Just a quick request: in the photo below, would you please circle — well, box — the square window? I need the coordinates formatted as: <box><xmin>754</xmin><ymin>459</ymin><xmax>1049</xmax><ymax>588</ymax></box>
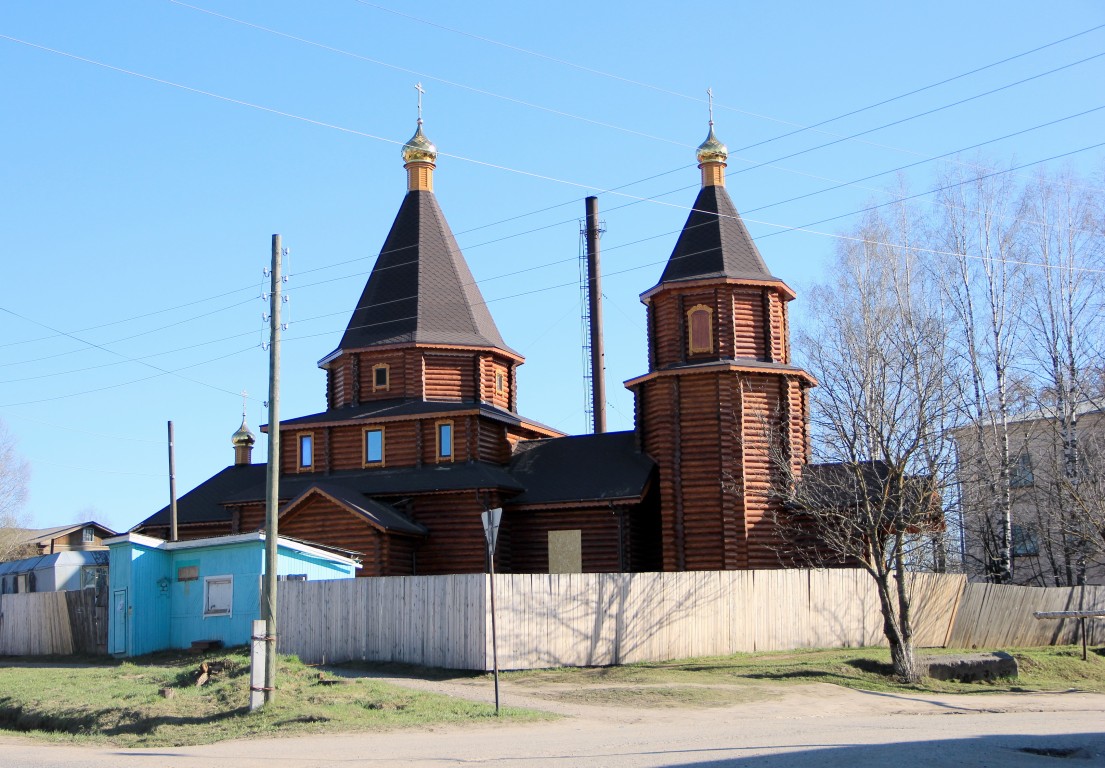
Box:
<box><xmin>364</xmin><ymin>428</ymin><xmax>384</xmax><ymax>465</ymax></box>
<box><xmin>204</xmin><ymin>575</ymin><xmax>233</xmax><ymax>617</ymax></box>
<box><xmin>437</xmin><ymin>422</ymin><xmax>453</xmax><ymax>461</ymax></box>
<box><xmin>298</xmin><ymin>434</ymin><xmax>313</xmax><ymax>469</ymax></box>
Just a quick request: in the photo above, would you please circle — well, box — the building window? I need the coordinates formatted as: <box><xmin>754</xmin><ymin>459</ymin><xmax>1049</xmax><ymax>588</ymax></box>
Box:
<box><xmin>687</xmin><ymin>304</ymin><xmax>714</xmax><ymax>354</ymax></box>
<box><xmin>1011</xmin><ymin>524</ymin><xmax>1039</xmax><ymax>557</ymax></box>
<box><xmin>494</xmin><ymin>370</ymin><xmax>505</xmax><ymax>394</ymax></box>
<box><xmin>298</xmin><ymin>433</ymin><xmax>314</xmax><ymax>471</ymax></box>
<box><xmin>203</xmin><ymin>575</ymin><xmax>233</xmax><ymax>617</ymax></box>
<box><xmin>82</xmin><ymin>526</ymin><xmax>95</xmax><ymax>544</ymax></box>
<box><xmin>372</xmin><ymin>363</ymin><xmax>390</xmax><ymax>392</ymax></box>
<box><xmin>364</xmin><ymin>427</ymin><xmax>384</xmax><ymax>466</ymax></box>
<box><xmin>436</xmin><ymin>421</ymin><xmax>454</xmax><ymax>462</ymax></box>
<box><xmin>1010</xmin><ymin>451</ymin><xmax>1033</xmax><ymax>488</ymax></box>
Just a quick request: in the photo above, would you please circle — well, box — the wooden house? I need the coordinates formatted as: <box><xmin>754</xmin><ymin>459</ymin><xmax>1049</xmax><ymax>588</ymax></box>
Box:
<box><xmin>105</xmin><ymin>532</ymin><xmax>357</xmax><ymax>657</ymax></box>
<box><xmin>132</xmin><ymin>118</ymin><xmax>814</xmax><ymax>575</ymax></box>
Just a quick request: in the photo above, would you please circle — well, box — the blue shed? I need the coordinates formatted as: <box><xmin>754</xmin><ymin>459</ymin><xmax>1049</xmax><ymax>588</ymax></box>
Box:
<box><xmin>104</xmin><ymin>532</ymin><xmax>358</xmax><ymax>657</ymax></box>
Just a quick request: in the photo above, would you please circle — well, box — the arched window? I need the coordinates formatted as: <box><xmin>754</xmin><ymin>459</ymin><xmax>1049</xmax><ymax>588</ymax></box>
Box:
<box><xmin>687</xmin><ymin>304</ymin><xmax>714</xmax><ymax>354</ymax></box>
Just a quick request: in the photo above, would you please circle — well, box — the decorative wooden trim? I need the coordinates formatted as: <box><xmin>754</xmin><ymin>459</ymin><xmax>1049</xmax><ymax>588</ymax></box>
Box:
<box><xmin>494</xmin><ymin>369</ymin><xmax>505</xmax><ymax>394</ymax></box>
<box><xmin>296</xmin><ymin>432</ymin><xmax>315</xmax><ymax>472</ymax></box>
<box><xmin>371</xmin><ymin>362</ymin><xmax>390</xmax><ymax>393</ymax></box>
<box><xmin>686</xmin><ymin>304</ymin><xmax>714</xmax><ymax>355</ymax></box>
<box><xmin>435</xmin><ymin>419</ymin><xmax>455</xmax><ymax>463</ymax></box>
<box><xmin>641</xmin><ymin>276</ymin><xmax>797</xmax><ymax>303</ymax></box>
<box><xmin>362</xmin><ymin>425</ymin><xmax>386</xmax><ymax>467</ymax></box>
<box><xmin>625</xmin><ymin>361</ymin><xmax>818</xmax><ymax>389</ymax></box>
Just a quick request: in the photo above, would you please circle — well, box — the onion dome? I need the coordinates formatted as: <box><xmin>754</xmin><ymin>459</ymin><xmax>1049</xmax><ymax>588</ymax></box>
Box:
<box><xmin>401</xmin><ymin>120</ymin><xmax>437</xmax><ymax>165</ymax></box>
<box><xmin>231</xmin><ymin>414</ymin><xmax>255</xmax><ymax>447</ymax></box>
<box><xmin>696</xmin><ymin>124</ymin><xmax>728</xmax><ymax>165</ymax></box>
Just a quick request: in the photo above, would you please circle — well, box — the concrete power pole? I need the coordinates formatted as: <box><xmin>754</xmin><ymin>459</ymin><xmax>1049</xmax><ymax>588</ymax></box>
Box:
<box><xmin>167</xmin><ymin>421</ymin><xmax>178</xmax><ymax>542</ymax></box>
<box><xmin>262</xmin><ymin>234</ymin><xmax>282</xmax><ymax>704</ymax></box>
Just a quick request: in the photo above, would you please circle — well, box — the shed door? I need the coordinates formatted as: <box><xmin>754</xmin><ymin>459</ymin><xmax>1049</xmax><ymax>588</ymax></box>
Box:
<box><xmin>111</xmin><ymin>589</ymin><xmax>127</xmax><ymax>655</ymax></box>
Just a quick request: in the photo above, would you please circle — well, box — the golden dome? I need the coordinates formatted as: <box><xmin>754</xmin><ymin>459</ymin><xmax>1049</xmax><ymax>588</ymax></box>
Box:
<box><xmin>231</xmin><ymin>415</ymin><xmax>255</xmax><ymax>447</ymax></box>
<box><xmin>696</xmin><ymin>124</ymin><xmax>728</xmax><ymax>165</ymax></box>
<box><xmin>401</xmin><ymin>120</ymin><xmax>437</xmax><ymax>165</ymax></box>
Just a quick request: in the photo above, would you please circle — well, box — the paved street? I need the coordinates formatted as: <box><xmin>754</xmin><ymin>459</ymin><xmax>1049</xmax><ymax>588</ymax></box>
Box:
<box><xmin>1</xmin><ymin>678</ymin><xmax>1103</xmax><ymax>767</ymax></box>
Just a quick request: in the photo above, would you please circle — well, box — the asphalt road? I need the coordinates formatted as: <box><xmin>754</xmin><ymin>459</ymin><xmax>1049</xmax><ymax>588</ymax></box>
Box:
<box><xmin>1</xmin><ymin>680</ymin><xmax>1102</xmax><ymax>767</ymax></box>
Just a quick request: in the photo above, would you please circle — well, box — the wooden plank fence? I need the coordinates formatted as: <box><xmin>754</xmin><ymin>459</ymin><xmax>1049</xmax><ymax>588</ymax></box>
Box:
<box><xmin>947</xmin><ymin>583</ymin><xmax>1105</xmax><ymax>648</ymax></box>
<box><xmin>278</xmin><ymin>569</ymin><xmax>975</xmax><ymax>670</ymax></box>
<box><xmin>0</xmin><ymin>590</ymin><xmax>107</xmax><ymax>656</ymax></box>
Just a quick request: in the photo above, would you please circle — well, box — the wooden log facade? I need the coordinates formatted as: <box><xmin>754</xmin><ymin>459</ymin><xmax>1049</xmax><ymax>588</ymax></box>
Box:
<box><xmin>135</xmin><ymin>121</ymin><xmax>820</xmax><ymax>580</ymax></box>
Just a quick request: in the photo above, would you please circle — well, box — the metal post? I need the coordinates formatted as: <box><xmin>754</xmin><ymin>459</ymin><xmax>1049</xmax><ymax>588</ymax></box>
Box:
<box><xmin>481</xmin><ymin>507</ymin><xmax>502</xmax><ymax>716</ymax></box>
<box><xmin>167</xmin><ymin>421</ymin><xmax>178</xmax><ymax>542</ymax></box>
<box><xmin>262</xmin><ymin>234</ymin><xmax>282</xmax><ymax>704</ymax></box>
<box><xmin>585</xmin><ymin>196</ymin><xmax>606</xmax><ymax>434</ymax></box>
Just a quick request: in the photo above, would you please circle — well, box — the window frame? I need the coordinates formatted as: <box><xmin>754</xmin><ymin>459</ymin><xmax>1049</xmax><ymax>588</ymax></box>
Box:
<box><xmin>363</xmin><ymin>426</ymin><xmax>385</xmax><ymax>467</ymax></box>
<box><xmin>203</xmin><ymin>575</ymin><xmax>234</xmax><ymax>618</ymax></box>
<box><xmin>297</xmin><ymin>432</ymin><xmax>315</xmax><ymax>471</ymax></box>
<box><xmin>686</xmin><ymin>304</ymin><xmax>714</xmax><ymax>354</ymax></box>
<box><xmin>494</xmin><ymin>369</ymin><xmax>505</xmax><ymax>394</ymax></box>
<box><xmin>82</xmin><ymin>526</ymin><xmax>95</xmax><ymax>544</ymax></box>
<box><xmin>1010</xmin><ymin>450</ymin><xmax>1034</xmax><ymax>488</ymax></box>
<box><xmin>436</xmin><ymin>420</ymin><xmax>454</xmax><ymax>462</ymax></box>
<box><xmin>372</xmin><ymin>363</ymin><xmax>390</xmax><ymax>392</ymax></box>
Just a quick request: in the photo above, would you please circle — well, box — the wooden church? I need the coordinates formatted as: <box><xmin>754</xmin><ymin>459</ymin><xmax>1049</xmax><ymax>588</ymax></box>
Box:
<box><xmin>133</xmin><ymin>116</ymin><xmax>815</xmax><ymax>576</ymax></box>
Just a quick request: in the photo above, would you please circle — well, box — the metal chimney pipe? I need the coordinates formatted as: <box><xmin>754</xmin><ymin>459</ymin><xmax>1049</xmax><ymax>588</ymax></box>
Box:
<box><xmin>585</xmin><ymin>196</ymin><xmax>607</xmax><ymax>434</ymax></box>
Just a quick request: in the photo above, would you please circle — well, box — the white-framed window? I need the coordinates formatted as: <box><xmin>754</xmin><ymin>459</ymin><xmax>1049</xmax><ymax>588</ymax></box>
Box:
<box><xmin>82</xmin><ymin>526</ymin><xmax>95</xmax><ymax>544</ymax></box>
<box><xmin>203</xmin><ymin>575</ymin><xmax>233</xmax><ymax>617</ymax></box>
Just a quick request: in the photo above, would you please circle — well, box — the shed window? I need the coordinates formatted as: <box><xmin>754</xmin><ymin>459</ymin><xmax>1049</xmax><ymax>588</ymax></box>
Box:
<box><xmin>204</xmin><ymin>575</ymin><xmax>233</xmax><ymax>617</ymax></box>
<box><xmin>364</xmin><ymin>427</ymin><xmax>384</xmax><ymax>465</ymax></box>
<box><xmin>687</xmin><ymin>304</ymin><xmax>713</xmax><ymax>354</ymax></box>
<box><xmin>373</xmin><ymin>363</ymin><xmax>390</xmax><ymax>392</ymax></box>
<box><xmin>82</xmin><ymin>526</ymin><xmax>95</xmax><ymax>543</ymax></box>
<box><xmin>298</xmin><ymin>433</ymin><xmax>314</xmax><ymax>470</ymax></box>
<box><xmin>437</xmin><ymin>421</ymin><xmax>453</xmax><ymax>461</ymax></box>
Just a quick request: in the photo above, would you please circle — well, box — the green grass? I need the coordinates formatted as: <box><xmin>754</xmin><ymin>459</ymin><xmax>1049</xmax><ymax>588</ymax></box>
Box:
<box><xmin>2</xmin><ymin>645</ymin><xmax>1102</xmax><ymax>746</ymax></box>
<box><xmin>505</xmin><ymin>645</ymin><xmax>1105</xmax><ymax>704</ymax></box>
<box><xmin>0</xmin><ymin>649</ymin><xmax>545</xmax><ymax>748</ymax></box>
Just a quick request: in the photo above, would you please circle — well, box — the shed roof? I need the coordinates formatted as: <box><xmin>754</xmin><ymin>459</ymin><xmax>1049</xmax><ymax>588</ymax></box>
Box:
<box><xmin>508</xmin><ymin>431</ymin><xmax>655</xmax><ymax>507</ymax></box>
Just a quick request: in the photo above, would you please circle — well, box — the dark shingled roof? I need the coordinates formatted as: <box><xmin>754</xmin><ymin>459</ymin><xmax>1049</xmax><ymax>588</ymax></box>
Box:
<box><xmin>135</xmin><ymin>464</ymin><xmax>267</xmax><ymax>529</ymax></box>
<box><xmin>334</xmin><ymin>190</ymin><xmax>516</xmax><ymax>355</ymax></box>
<box><xmin>284</xmin><ymin>483</ymin><xmax>427</xmax><ymax>536</ymax></box>
<box><xmin>659</xmin><ymin>185</ymin><xmax>777</xmax><ymax>284</ymax></box>
<box><xmin>222</xmin><ymin>462</ymin><xmax>525</xmax><ymax>506</ymax></box>
<box><xmin>508</xmin><ymin>431</ymin><xmax>655</xmax><ymax>506</ymax></box>
<box><xmin>276</xmin><ymin>399</ymin><xmax>556</xmax><ymax>433</ymax></box>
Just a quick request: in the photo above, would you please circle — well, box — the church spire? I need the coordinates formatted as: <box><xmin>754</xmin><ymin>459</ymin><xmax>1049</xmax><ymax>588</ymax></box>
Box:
<box><xmin>696</xmin><ymin>88</ymin><xmax>728</xmax><ymax>188</ymax></box>
<box><xmin>402</xmin><ymin>82</ymin><xmax>437</xmax><ymax>192</ymax></box>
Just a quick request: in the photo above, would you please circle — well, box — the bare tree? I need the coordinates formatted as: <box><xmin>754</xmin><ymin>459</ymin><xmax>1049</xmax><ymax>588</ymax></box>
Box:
<box><xmin>931</xmin><ymin>161</ymin><xmax>1025</xmax><ymax>582</ymax></box>
<box><xmin>0</xmin><ymin>419</ymin><xmax>33</xmax><ymax>562</ymax></box>
<box><xmin>1017</xmin><ymin>169</ymin><xmax>1105</xmax><ymax>585</ymax></box>
<box><xmin>777</xmin><ymin>209</ymin><xmax>955</xmax><ymax>683</ymax></box>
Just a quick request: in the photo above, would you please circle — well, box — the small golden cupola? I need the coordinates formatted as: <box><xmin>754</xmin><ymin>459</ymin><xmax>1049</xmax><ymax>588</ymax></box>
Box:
<box><xmin>231</xmin><ymin>412</ymin><xmax>256</xmax><ymax>466</ymax></box>
<box><xmin>402</xmin><ymin>83</ymin><xmax>437</xmax><ymax>192</ymax></box>
<box><xmin>697</xmin><ymin>88</ymin><xmax>728</xmax><ymax>188</ymax></box>
<box><xmin>696</xmin><ymin>125</ymin><xmax>727</xmax><ymax>188</ymax></box>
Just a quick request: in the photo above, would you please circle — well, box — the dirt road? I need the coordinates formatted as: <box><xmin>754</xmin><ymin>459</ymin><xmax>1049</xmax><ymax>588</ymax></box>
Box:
<box><xmin>1</xmin><ymin>675</ymin><xmax>1102</xmax><ymax>767</ymax></box>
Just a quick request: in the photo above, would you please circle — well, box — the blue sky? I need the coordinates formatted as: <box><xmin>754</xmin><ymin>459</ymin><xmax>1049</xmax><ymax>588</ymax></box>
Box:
<box><xmin>2</xmin><ymin>1</ymin><xmax>1103</xmax><ymax>532</ymax></box>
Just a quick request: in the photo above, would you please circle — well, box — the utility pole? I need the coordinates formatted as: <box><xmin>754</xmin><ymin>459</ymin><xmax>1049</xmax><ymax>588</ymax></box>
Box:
<box><xmin>167</xmin><ymin>421</ymin><xmax>178</xmax><ymax>542</ymax></box>
<box><xmin>584</xmin><ymin>196</ymin><xmax>606</xmax><ymax>434</ymax></box>
<box><xmin>262</xmin><ymin>234</ymin><xmax>282</xmax><ymax>705</ymax></box>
